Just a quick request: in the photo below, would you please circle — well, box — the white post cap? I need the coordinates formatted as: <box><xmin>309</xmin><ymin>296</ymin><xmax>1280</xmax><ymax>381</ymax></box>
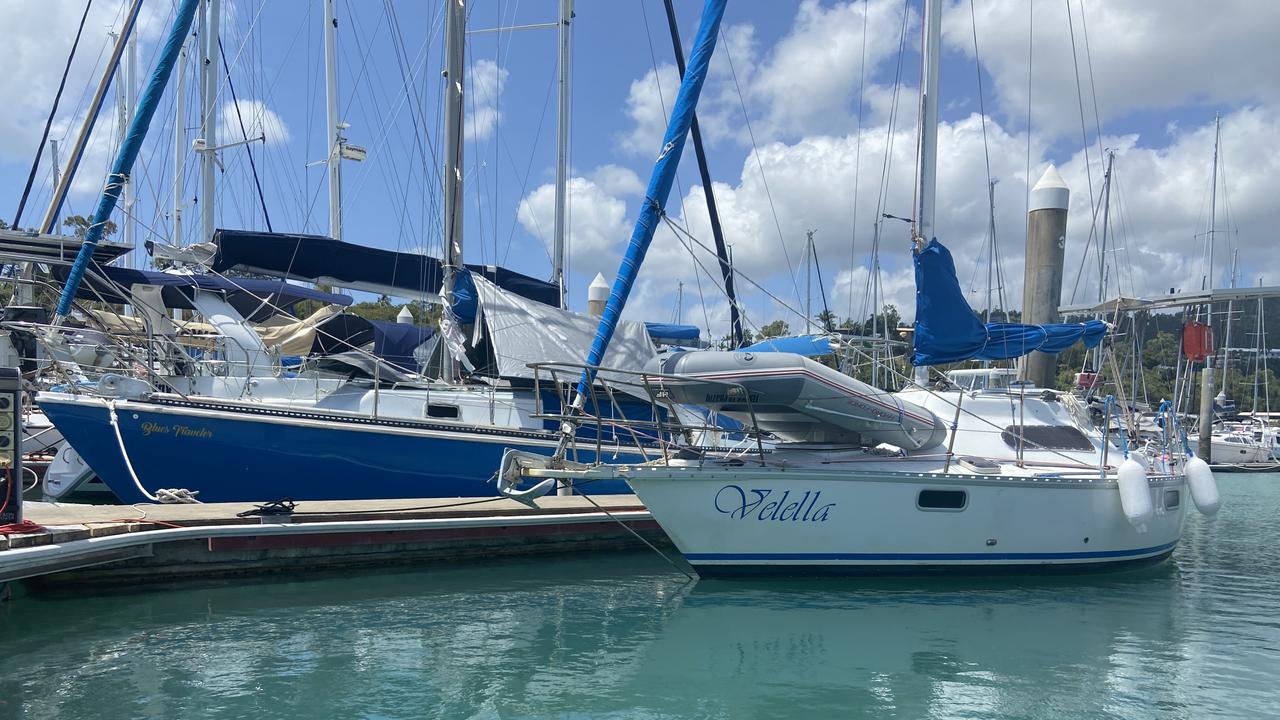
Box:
<box><xmin>1029</xmin><ymin>164</ymin><xmax>1070</xmax><ymax>212</ymax></box>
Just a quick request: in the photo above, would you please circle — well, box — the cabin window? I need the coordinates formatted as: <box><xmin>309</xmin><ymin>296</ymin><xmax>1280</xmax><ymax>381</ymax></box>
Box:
<box><xmin>1000</xmin><ymin>425</ymin><xmax>1095</xmax><ymax>452</ymax></box>
<box><xmin>426</xmin><ymin>404</ymin><xmax>460</xmax><ymax>419</ymax></box>
<box><xmin>1164</xmin><ymin>489</ymin><xmax>1180</xmax><ymax>510</ymax></box>
<box><xmin>917</xmin><ymin>489</ymin><xmax>967</xmax><ymax>511</ymax></box>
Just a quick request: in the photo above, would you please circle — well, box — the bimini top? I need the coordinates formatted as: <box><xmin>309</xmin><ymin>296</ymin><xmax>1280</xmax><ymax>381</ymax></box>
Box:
<box><xmin>913</xmin><ymin>238</ymin><xmax>1106</xmax><ymax>366</ymax></box>
<box><xmin>208</xmin><ymin>229</ymin><xmax>559</xmax><ymax>307</ymax></box>
<box><xmin>56</xmin><ymin>264</ymin><xmax>352</xmax><ymax>322</ymax></box>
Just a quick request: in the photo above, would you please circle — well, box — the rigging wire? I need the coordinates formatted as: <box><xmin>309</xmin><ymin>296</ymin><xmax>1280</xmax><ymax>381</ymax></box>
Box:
<box><xmin>845</xmin><ymin>0</ymin><xmax>870</xmax><ymax>323</ymax></box>
<box><xmin>861</xmin><ymin>0</ymin><xmax>912</xmax><ymax>328</ymax></box>
<box><xmin>1065</xmin><ymin>1</ymin><xmax>1096</xmax><ymax>224</ymax></box>
<box><xmin>12</xmin><ymin>0</ymin><xmax>94</xmax><ymax>229</ymax></box>
<box><xmin>962</xmin><ymin>0</ymin><xmax>1008</xmax><ymax>319</ymax></box>
<box><xmin>1077</xmin><ymin>1</ymin><xmax>1106</xmax><ymax>174</ymax></box>
<box><xmin>500</xmin><ymin>65</ymin><xmax>557</xmax><ymax>266</ymax></box>
<box><xmin>218</xmin><ymin>38</ymin><xmax>272</xmax><ymax>231</ymax></box>
<box><xmin>663</xmin><ymin>214</ymin><xmax>816</xmax><ymax>333</ymax></box>
<box><xmin>719</xmin><ymin>34</ymin><xmax>805</xmax><ymax>314</ymax></box>
<box><xmin>1023</xmin><ymin>0</ymin><xmax>1033</xmax><ymax>247</ymax></box>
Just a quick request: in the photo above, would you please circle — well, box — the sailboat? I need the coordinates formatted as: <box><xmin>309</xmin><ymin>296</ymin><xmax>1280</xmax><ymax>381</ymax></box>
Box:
<box><xmin>30</xmin><ymin>0</ymin><xmax>677</xmax><ymax>504</ymax></box>
<box><xmin>497</xmin><ymin>0</ymin><xmax>1221</xmax><ymax>575</ymax></box>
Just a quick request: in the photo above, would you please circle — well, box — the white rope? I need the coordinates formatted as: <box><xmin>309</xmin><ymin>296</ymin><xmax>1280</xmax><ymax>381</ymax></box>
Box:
<box><xmin>106</xmin><ymin>400</ymin><xmax>201</xmax><ymax>504</ymax></box>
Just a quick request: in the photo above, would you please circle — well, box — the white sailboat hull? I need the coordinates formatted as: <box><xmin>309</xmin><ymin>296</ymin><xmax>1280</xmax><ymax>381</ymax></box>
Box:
<box><xmin>624</xmin><ymin>465</ymin><xmax>1187</xmax><ymax>575</ymax></box>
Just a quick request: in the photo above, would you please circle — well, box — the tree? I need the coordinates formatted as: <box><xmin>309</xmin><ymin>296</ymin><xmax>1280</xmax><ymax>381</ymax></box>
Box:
<box><xmin>63</xmin><ymin>215</ymin><xmax>117</xmax><ymax>239</ymax></box>
<box><xmin>815</xmin><ymin>309</ymin><xmax>837</xmax><ymax>333</ymax></box>
<box><xmin>759</xmin><ymin>320</ymin><xmax>789</xmax><ymax>338</ymax></box>
<box><xmin>345</xmin><ymin>297</ymin><xmax>441</xmax><ymax>328</ymax></box>
<box><xmin>719</xmin><ymin>328</ymin><xmax>755</xmax><ymax>348</ymax></box>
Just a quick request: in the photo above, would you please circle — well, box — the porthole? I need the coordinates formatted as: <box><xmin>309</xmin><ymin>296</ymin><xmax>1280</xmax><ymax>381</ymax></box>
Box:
<box><xmin>1164</xmin><ymin>489</ymin><xmax>1180</xmax><ymax>510</ymax></box>
<box><xmin>918</xmin><ymin>489</ymin><xmax>967</xmax><ymax>511</ymax></box>
<box><xmin>426</xmin><ymin>404</ymin><xmax>460</xmax><ymax>419</ymax></box>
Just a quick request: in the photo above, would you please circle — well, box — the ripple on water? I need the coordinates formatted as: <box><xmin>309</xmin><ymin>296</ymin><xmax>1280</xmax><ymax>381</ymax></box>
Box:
<box><xmin>2</xmin><ymin>476</ymin><xmax>1279</xmax><ymax>719</ymax></box>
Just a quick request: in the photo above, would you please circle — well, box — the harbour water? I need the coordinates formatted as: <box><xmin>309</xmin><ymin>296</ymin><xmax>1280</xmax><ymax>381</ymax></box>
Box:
<box><xmin>2</xmin><ymin>476</ymin><xmax>1278</xmax><ymax>719</ymax></box>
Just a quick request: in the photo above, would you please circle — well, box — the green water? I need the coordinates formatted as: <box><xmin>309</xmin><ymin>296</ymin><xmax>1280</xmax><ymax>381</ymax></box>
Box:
<box><xmin>2</xmin><ymin>477</ymin><xmax>1278</xmax><ymax>719</ymax></box>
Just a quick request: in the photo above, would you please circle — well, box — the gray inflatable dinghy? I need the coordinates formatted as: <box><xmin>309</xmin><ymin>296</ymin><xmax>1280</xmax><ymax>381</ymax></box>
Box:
<box><xmin>651</xmin><ymin>351</ymin><xmax>946</xmax><ymax>450</ymax></box>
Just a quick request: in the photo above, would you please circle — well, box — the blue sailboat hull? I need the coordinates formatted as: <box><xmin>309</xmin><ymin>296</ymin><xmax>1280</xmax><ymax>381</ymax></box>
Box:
<box><xmin>38</xmin><ymin>394</ymin><xmax>638</xmax><ymax>504</ymax></box>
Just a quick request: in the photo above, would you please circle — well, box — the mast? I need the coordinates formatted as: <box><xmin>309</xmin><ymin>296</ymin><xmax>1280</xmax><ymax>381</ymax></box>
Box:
<box><xmin>806</xmin><ymin>231</ymin><xmax>814</xmax><ymax>333</ymax></box>
<box><xmin>40</xmin><ymin>0</ymin><xmax>144</xmax><ymax>235</ymax></box>
<box><xmin>49</xmin><ymin>141</ymin><xmax>62</xmax><ymax>232</ymax></box>
<box><xmin>984</xmin><ymin>179</ymin><xmax>997</xmax><ymax>321</ymax></box>
<box><xmin>1252</xmin><ymin>278</ymin><xmax>1265</xmax><ymax>414</ymax></box>
<box><xmin>661</xmin><ymin>0</ymin><xmax>743</xmax><ymax>348</ymax></box>
<box><xmin>199</xmin><ymin>0</ymin><xmax>221</xmax><ymax>245</ymax></box>
<box><xmin>1222</xmin><ymin>249</ymin><xmax>1238</xmax><ymax>398</ymax></box>
<box><xmin>1097</xmin><ymin>150</ymin><xmax>1114</xmax><ymax>302</ymax></box>
<box><xmin>440</xmin><ymin>0</ymin><xmax>466</xmax><ymax>382</ymax></box>
<box><xmin>54</xmin><ymin>0</ymin><xmax>204</xmax><ymax>321</ymax></box>
<box><xmin>173</xmin><ymin>36</ymin><xmax>190</xmax><ymax>247</ymax></box>
<box><xmin>324</xmin><ymin>0</ymin><xmax>343</xmax><ymax>243</ymax></box>
<box><xmin>122</xmin><ymin>31</ymin><xmax>139</xmax><ymax>267</ymax></box>
<box><xmin>911</xmin><ymin>0</ymin><xmax>942</xmax><ymax>385</ymax></box>
<box><xmin>1198</xmin><ymin>113</ymin><xmax>1222</xmax><ymax>459</ymax></box>
<box><xmin>913</xmin><ymin>0</ymin><xmax>942</xmax><ymax>246</ymax></box>
<box><xmin>551</xmin><ymin>0</ymin><xmax>573</xmax><ymax>308</ymax></box>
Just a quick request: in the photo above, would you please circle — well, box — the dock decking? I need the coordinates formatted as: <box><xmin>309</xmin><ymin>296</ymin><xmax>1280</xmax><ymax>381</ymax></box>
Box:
<box><xmin>1</xmin><ymin>495</ymin><xmax>664</xmax><ymax>592</ymax></box>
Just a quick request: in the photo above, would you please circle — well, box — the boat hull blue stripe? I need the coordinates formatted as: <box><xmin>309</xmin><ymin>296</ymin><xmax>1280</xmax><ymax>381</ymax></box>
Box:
<box><xmin>685</xmin><ymin>541</ymin><xmax>1178</xmax><ymax>563</ymax></box>
<box><xmin>690</xmin><ymin>549</ymin><xmax>1175</xmax><ymax>577</ymax></box>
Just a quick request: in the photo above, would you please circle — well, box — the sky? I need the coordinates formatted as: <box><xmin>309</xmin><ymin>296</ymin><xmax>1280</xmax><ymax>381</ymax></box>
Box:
<box><xmin>2</xmin><ymin>0</ymin><xmax>1278</xmax><ymax>341</ymax></box>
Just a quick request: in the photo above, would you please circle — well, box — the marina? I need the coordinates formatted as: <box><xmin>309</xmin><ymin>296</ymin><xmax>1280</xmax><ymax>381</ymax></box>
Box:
<box><xmin>1</xmin><ymin>474</ymin><xmax>1276</xmax><ymax>718</ymax></box>
<box><xmin>3</xmin><ymin>0</ymin><xmax>1280</xmax><ymax>716</ymax></box>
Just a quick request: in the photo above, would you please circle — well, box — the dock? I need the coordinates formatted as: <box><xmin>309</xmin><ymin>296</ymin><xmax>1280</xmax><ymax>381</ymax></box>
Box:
<box><xmin>0</xmin><ymin>495</ymin><xmax>663</xmax><ymax>594</ymax></box>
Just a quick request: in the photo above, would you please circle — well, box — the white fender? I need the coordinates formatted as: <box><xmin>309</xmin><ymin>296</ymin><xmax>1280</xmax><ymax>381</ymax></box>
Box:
<box><xmin>1185</xmin><ymin>455</ymin><xmax>1221</xmax><ymax>516</ymax></box>
<box><xmin>1116</xmin><ymin>457</ymin><xmax>1153</xmax><ymax>531</ymax></box>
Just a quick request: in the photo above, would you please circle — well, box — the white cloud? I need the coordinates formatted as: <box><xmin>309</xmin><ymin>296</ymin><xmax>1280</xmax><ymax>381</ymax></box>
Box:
<box><xmin>217</xmin><ymin>99</ymin><xmax>291</xmax><ymax>146</ymax></box>
<box><xmin>743</xmin><ymin>0</ymin><xmax>915</xmax><ymax>141</ymax></box>
<box><xmin>555</xmin><ymin>101</ymin><xmax>1280</xmax><ymax>339</ymax></box>
<box><xmin>617</xmin><ymin>0</ymin><xmax>915</xmax><ymax>154</ymax></box>
<box><xmin>618</xmin><ymin>64</ymin><xmax>681</xmax><ymax>156</ymax></box>
<box><xmin>0</xmin><ymin>0</ymin><xmax>170</xmax><ymax>163</ymax></box>
<box><xmin>516</xmin><ymin>172</ymin><xmax>632</xmax><ymax>273</ymax></box>
<box><xmin>590</xmin><ymin>165</ymin><xmax>644</xmax><ymax>197</ymax></box>
<box><xmin>943</xmin><ymin>0</ymin><xmax>1280</xmax><ymax>138</ymax></box>
<box><xmin>466</xmin><ymin>58</ymin><xmax>508</xmax><ymax>142</ymax></box>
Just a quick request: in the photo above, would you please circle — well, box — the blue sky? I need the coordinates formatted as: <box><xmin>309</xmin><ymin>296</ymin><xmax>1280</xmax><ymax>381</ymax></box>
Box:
<box><xmin>4</xmin><ymin>0</ymin><xmax>1279</xmax><ymax>337</ymax></box>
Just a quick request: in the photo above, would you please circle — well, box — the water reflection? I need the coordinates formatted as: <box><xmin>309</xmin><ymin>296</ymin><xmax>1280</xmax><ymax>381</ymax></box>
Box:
<box><xmin>2</xmin><ymin>476</ymin><xmax>1278</xmax><ymax>719</ymax></box>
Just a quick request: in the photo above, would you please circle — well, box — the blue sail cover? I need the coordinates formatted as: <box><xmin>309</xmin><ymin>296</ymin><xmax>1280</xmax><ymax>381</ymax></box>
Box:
<box><xmin>740</xmin><ymin>335</ymin><xmax>833</xmax><ymax>357</ymax></box>
<box><xmin>209</xmin><ymin>230</ymin><xmax>559</xmax><ymax>309</ymax></box>
<box><xmin>54</xmin><ymin>265</ymin><xmax>352</xmax><ymax>322</ymax></box>
<box><xmin>912</xmin><ymin>238</ymin><xmax>1107</xmax><ymax>365</ymax></box>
